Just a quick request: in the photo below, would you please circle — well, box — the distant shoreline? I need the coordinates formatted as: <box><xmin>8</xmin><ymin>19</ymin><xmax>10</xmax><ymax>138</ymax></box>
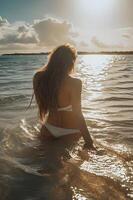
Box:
<box><xmin>1</xmin><ymin>51</ymin><xmax>133</xmax><ymax>56</ymax></box>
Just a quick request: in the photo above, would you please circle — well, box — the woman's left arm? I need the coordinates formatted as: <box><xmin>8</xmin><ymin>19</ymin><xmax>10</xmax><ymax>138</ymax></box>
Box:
<box><xmin>71</xmin><ymin>78</ymin><xmax>95</xmax><ymax>149</ymax></box>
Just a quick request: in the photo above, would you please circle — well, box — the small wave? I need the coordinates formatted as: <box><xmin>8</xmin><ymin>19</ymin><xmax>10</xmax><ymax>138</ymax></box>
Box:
<box><xmin>0</xmin><ymin>80</ymin><xmax>30</xmax><ymax>86</ymax></box>
<box><xmin>0</xmin><ymin>95</ymin><xmax>27</xmax><ymax>105</ymax></box>
<box><xmin>94</xmin><ymin>141</ymin><xmax>133</xmax><ymax>162</ymax></box>
<box><xmin>95</xmin><ymin>96</ymin><xmax>133</xmax><ymax>102</ymax></box>
<box><xmin>111</xmin><ymin>86</ymin><xmax>133</xmax><ymax>90</ymax></box>
<box><xmin>108</xmin><ymin>104</ymin><xmax>133</xmax><ymax>108</ymax></box>
<box><xmin>0</xmin><ymin>154</ymin><xmax>46</xmax><ymax>177</ymax></box>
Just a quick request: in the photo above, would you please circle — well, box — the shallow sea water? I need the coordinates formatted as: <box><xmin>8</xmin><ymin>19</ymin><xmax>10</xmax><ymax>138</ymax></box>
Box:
<box><xmin>0</xmin><ymin>54</ymin><xmax>133</xmax><ymax>200</ymax></box>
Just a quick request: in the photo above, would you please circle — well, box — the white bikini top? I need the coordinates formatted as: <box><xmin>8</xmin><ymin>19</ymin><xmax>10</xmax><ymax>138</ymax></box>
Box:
<box><xmin>57</xmin><ymin>105</ymin><xmax>72</xmax><ymax>112</ymax></box>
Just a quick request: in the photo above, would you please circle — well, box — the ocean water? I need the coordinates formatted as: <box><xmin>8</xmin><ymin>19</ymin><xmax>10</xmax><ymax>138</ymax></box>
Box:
<box><xmin>0</xmin><ymin>54</ymin><xmax>133</xmax><ymax>200</ymax></box>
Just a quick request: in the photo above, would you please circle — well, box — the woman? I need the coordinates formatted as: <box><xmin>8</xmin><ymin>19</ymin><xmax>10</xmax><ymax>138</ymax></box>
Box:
<box><xmin>33</xmin><ymin>44</ymin><xmax>95</xmax><ymax>149</ymax></box>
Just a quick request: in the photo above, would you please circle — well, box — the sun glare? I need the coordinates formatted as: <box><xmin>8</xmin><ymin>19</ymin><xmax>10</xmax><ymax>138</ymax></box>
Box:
<box><xmin>78</xmin><ymin>0</ymin><xmax>115</xmax><ymax>19</ymax></box>
<box><xmin>81</xmin><ymin>55</ymin><xmax>113</xmax><ymax>75</ymax></box>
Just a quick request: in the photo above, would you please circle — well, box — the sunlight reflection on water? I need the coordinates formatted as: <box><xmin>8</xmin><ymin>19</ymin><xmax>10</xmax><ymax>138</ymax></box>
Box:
<box><xmin>78</xmin><ymin>55</ymin><xmax>133</xmax><ymax>124</ymax></box>
<box><xmin>78</xmin><ymin>55</ymin><xmax>115</xmax><ymax>122</ymax></box>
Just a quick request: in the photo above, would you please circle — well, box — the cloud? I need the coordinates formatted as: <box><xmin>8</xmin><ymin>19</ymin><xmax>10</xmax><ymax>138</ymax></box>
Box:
<box><xmin>91</xmin><ymin>27</ymin><xmax>133</xmax><ymax>51</ymax></box>
<box><xmin>0</xmin><ymin>32</ymin><xmax>38</xmax><ymax>45</ymax></box>
<box><xmin>33</xmin><ymin>17</ymin><xmax>76</xmax><ymax>46</ymax></box>
<box><xmin>0</xmin><ymin>21</ymin><xmax>38</xmax><ymax>45</ymax></box>
<box><xmin>0</xmin><ymin>16</ymin><xmax>78</xmax><ymax>53</ymax></box>
<box><xmin>91</xmin><ymin>37</ymin><xmax>109</xmax><ymax>49</ymax></box>
<box><xmin>121</xmin><ymin>27</ymin><xmax>133</xmax><ymax>39</ymax></box>
<box><xmin>0</xmin><ymin>16</ymin><xmax>9</xmax><ymax>26</ymax></box>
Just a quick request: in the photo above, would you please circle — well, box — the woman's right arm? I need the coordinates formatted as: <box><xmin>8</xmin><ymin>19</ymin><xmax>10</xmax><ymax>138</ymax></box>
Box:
<box><xmin>71</xmin><ymin>78</ymin><xmax>95</xmax><ymax>149</ymax></box>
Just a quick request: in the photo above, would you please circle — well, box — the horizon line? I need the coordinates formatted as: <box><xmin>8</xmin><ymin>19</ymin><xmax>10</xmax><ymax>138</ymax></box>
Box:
<box><xmin>1</xmin><ymin>51</ymin><xmax>133</xmax><ymax>56</ymax></box>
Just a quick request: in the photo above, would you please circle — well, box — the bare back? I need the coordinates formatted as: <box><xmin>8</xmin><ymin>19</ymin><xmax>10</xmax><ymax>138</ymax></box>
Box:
<box><xmin>47</xmin><ymin>75</ymin><xmax>82</xmax><ymax>129</ymax></box>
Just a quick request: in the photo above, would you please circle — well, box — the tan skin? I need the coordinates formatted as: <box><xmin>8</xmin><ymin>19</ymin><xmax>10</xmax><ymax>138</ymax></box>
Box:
<box><xmin>33</xmin><ymin>72</ymin><xmax>95</xmax><ymax>150</ymax></box>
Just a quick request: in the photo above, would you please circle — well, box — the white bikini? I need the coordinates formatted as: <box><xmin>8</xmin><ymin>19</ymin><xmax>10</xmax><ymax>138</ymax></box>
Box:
<box><xmin>44</xmin><ymin>105</ymin><xmax>80</xmax><ymax>138</ymax></box>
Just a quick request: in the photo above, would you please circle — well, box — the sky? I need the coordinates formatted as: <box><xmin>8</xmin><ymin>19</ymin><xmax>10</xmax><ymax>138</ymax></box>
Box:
<box><xmin>0</xmin><ymin>0</ymin><xmax>133</xmax><ymax>53</ymax></box>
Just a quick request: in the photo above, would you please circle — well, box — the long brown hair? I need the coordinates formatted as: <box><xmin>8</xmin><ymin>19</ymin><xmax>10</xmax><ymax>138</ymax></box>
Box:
<box><xmin>33</xmin><ymin>44</ymin><xmax>77</xmax><ymax>121</ymax></box>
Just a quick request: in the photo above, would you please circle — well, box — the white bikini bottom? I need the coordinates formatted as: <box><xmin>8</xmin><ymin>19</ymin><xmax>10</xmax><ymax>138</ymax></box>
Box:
<box><xmin>44</xmin><ymin>122</ymin><xmax>80</xmax><ymax>138</ymax></box>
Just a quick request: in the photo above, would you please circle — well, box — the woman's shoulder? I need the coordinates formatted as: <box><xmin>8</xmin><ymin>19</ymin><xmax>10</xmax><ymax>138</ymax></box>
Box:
<box><xmin>67</xmin><ymin>76</ymin><xmax>82</xmax><ymax>89</ymax></box>
<box><xmin>33</xmin><ymin>69</ymin><xmax>45</xmax><ymax>83</ymax></box>
<box><xmin>33</xmin><ymin>70</ymin><xmax>43</xmax><ymax>80</ymax></box>
<box><xmin>68</xmin><ymin>76</ymin><xmax>82</xmax><ymax>84</ymax></box>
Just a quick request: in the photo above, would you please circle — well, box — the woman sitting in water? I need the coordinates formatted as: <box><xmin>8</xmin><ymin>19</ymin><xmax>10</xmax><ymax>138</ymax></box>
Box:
<box><xmin>33</xmin><ymin>44</ymin><xmax>95</xmax><ymax>149</ymax></box>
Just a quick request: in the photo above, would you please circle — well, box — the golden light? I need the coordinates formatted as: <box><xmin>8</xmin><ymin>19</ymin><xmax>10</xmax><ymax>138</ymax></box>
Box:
<box><xmin>78</xmin><ymin>0</ymin><xmax>115</xmax><ymax>19</ymax></box>
<box><xmin>81</xmin><ymin>55</ymin><xmax>113</xmax><ymax>75</ymax></box>
<box><xmin>79</xmin><ymin>55</ymin><xmax>115</xmax><ymax>120</ymax></box>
